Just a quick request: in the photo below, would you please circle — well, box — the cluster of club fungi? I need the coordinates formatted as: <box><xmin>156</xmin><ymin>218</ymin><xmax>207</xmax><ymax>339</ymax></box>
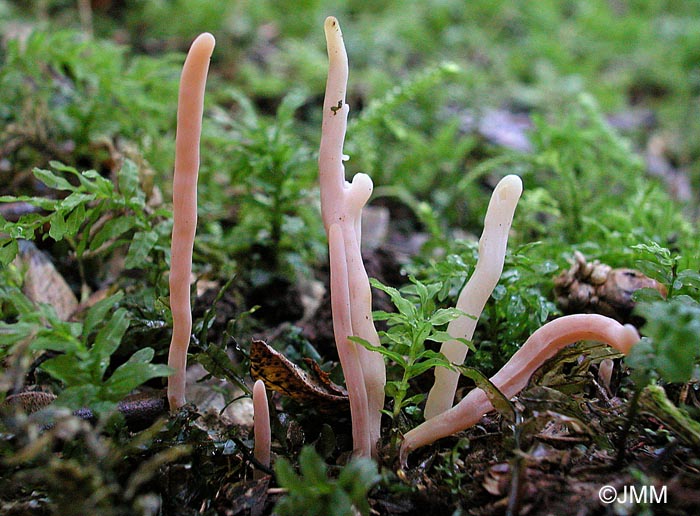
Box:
<box><xmin>165</xmin><ymin>18</ymin><xmax>647</xmax><ymax>478</ymax></box>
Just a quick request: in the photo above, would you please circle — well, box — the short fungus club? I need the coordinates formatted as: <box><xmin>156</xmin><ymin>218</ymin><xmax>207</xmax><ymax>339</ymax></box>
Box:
<box><xmin>253</xmin><ymin>379</ymin><xmax>271</xmax><ymax>479</ymax></box>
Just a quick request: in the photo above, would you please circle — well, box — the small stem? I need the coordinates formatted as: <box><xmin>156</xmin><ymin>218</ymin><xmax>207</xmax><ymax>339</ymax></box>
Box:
<box><xmin>77</xmin><ymin>0</ymin><xmax>93</xmax><ymax>38</ymax></box>
<box><xmin>506</xmin><ymin>455</ymin><xmax>524</xmax><ymax>516</ymax></box>
<box><xmin>392</xmin><ymin>375</ymin><xmax>409</xmax><ymax>420</ymax></box>
<box><xmin>615</xmin><ymin>386</ymin><xmax>642</xmax><ymax>468</ymax></box>
<box><xmin>506</xmin><ymin>411</ymin><xmax>525</xmax><ymax>516</ymax></box>
<box><xmin>667</xmin><ymin>260</ymin><xmax>678</xmax><ymax>298</ymax></box>
<box><xmin>393</xmin><ymin>331</ymin><xmax>422</xmax><ymax>420</ymax></box>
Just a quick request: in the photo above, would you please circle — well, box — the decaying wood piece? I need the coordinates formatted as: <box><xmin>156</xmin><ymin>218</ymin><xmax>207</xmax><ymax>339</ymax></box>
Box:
<box><xmin>1</xmin><ymin>389</ymin><xmax>167</xmax><ymax>429</ymax></box>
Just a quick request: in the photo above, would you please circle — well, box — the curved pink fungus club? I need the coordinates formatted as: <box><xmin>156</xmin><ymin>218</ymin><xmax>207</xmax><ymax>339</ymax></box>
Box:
<box><xmin>400</xmin><ymin>314</ymin><xmax>641</xmax><ymax>464</ymax></box>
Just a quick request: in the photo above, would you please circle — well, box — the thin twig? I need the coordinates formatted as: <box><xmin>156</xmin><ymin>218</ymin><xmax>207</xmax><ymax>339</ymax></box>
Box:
<box><xmin>77</xmin><ymin>0</ymin><xmax>94</xmax><ymax>38</ymax></box>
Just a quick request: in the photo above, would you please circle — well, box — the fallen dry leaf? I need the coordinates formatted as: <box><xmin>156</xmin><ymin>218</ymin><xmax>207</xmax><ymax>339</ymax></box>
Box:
<box><xmin>16</xmin><ymin>240</ymin><xmax>78</xmax><ymax>320</ymax></box>
<box><xmin>249</xmin><ymin>340</ymin><xmax>349</xmax><ymax>414</ymax></box>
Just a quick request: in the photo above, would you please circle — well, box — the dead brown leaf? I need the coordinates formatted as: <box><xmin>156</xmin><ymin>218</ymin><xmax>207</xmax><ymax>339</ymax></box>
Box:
<box><xmin>249</xmin><ymin>340</ymin><xmax>349</xmax><ymax>414</ymax></box>
<box><xmin>15</xmin><ymin>241</ymin><xmax>78</xmax><ymax>321</ymax></box>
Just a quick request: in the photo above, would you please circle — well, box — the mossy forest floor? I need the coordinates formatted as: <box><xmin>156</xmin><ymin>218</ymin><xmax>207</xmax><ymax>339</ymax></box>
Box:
<box><xmin>1</xmin><ymin>2</ymin><xmax>700</xmax><ymax>515</ymax></box>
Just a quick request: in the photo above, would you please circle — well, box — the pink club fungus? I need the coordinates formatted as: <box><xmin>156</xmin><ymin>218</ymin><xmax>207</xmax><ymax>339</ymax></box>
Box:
<box><xmin>400</xmin><ymin>314</ymin><xmax>641</xmax><ymax>464</ymax></box>
<box><xmin>167</xmin><ymin>32</ymin><xmax>215</xmax><ymax>411</ymax></box>
<box><xmin>253</xmin><ymin>379</ymin><xmax>271</xmax><ymax>479</ymax></box>
<box><xmin>319</xmin><ymin>16</ymin><xmax>385</xmax><ymax>458</ymax></box>
<box><xmin>425</xmin><ymin>174</ymin><xmax>523</xmax><ymax>420</ymax></box>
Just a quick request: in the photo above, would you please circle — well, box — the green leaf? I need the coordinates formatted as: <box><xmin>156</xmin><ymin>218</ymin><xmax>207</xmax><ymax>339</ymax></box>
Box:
<box><xmin>337</xmin><ymin>456</ymin><xmax>380</xmax><ymax>515</ymax></box>
<box><xmin>89</xmin><ymin>216</ymin><xmax>137</xmax><ymax>251</ymax></box>
<box><xmin>127</xmin><ymin>347</ymin><xmax>155</xmax><ymax>364</ymax></box>
<box><xmin>83</xmin><ymin>292</ymin><xmax>124</xmax><ymax>338</ymax></box>
<box><xmin>370</xmin><ymin>310</ymin><xmax>400</xmax><ymax>323</ymax></box>
<box><xmin>124</xmin><ymin>230</ymin><xmax>158</xmax><ymax>269</ymax></box>
<box><xmin>103</xmin><ymin>362</ymin><xmax>171</xmax><ymax>400</ymax></box>
<box><xmin>369</xmin><ymin>278</ymin><xmax>417</xmax><ymax>319</ymax></box>
<box><xmin>118</xmin><ymin>159</ymin><xmax>140</xmax><ymax>198</ymax></box>
<box><xmin>48</xmin><ymin>161</ymin><xmax>81</xmax><ymax>176</ymax></box>
<box><xmin>274</xmin><ymin>456</ymin><xmax>304</xmax><ymax>493</ymax></box>
<box><xmin>0</xmin><ymin>286</ymin><xmax>35</xmax><ymax>315</ymax></box>
<box><xmin>384</xmin><ymin>381</ymin><xmax>403</xmax><ymax>398</ymax></box>
<box><xmin>191</xmin><ymin>345</ymin><xmax>248</xmax><ymax>390</ymax></box>
<box><xmin>349</xmin><ymin>336</ymin><xmax>405</xmax><ymax>368</ymax></box>
<box><xmin>0</xmin><ymin>322</ymin><xmax>37</xmax><ymax>347</ymax></box>
<box><xmin>64</xmin><ymin>203</ymin><xmax>86</xmax><ymax>236</ymax></box>
<box><xmin>92</xmin><ymin>308</ymin><xmax>130</xmax><ymax>377</ymax></box>
<box><xmin>406</xmin><ymin>352</ymin><xmax>452</xmax><ymax>376</ymax></box>
<box><xmin>31</xmin><ymin>332</ymin><xmax>83</xmax><ymax>354</ymax></box>
<box><xmin>428</xmin><ymin>307</ymin><xmax>470</xmax><ymax>326</ymax></box>
<box><xmin>414</xmin><ymin>322</ymin><xmax>432</xmax><ymax>347</ymax></box>
<box><xmin>629</xmin><ymin>299</ymin><xmax>700</xmax><ymax>383</ymax></box>
<box><xmin>298</xmin><ymin>445</ymin><xmax>329</xmax><ymax>486</ymax></box>
<box><xmin>54</xmin><ymin>384</ymin><xmax>103</xmax><ymax>411</ymax></box>
<box><xmin>677</xmin><ymin>269</ymin><xmax>700</xmax><ymax>290</ymax></box>
<box><xmin>33</xmin><ymin>167</ymin><xmax>76</xmax><ymax>192</ymax></box>
<box><xmin>78</xmin><ymin>170</ymin><xmax>113</xmax><ymax>196</ymax></box>
<box><xmin>0</xmin><ymin>195</ymin><xmax>57</xmax><ymax>210</ymax></box>
<box><xmin>60</xmin><ymin>192</ymin><xmax>95</xmax><ymax>210</ymax></box>
<box><xmin>403</xmin><ymin>393</ymin><xmax>427</xmax><ymax>407</ymax></box>
<box><xmin>0</xmin><ymin>238</ymin><xmax>19</xmax><ymax>266</ymax></box>
<box><xmin>428</xmin><ymin>332</ymin><xmax>476</xmax><ymax>353</ymax></box>
<box><xmin>40</xmin><ymin>353</ymin><xmax>91</xmax><ymax>386</ymax></box>
<box><xmin>48</xmin><ymin>211</ymin><xmax>68</xmax><ymax>241</ymax></box>
<box><xmin>276</xmin><ymin>90</ymin><xmax>306</xmax><ymax>124</ymax></box>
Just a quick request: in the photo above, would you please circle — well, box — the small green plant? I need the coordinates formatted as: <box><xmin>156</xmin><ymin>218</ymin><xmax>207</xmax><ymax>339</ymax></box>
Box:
<box><xmin>0</xmin><ymin>289</ymin><xmax>170</xmax><ymax>413</ymax></box>
<box><xmin>529</xmin><ymin>94</ymin><xmax>645</xmax><ymax>235</ymax></box>
<box><xmin>625</xmin><ymin>240</ymin><xmax>700</xmax><ymax>384</ymax></box>
<box><xmin>0</xmin><ymin>29</ymin><xmax>179</xmax><ymax>173</ymax></box>
<box><xmin>626</xmin><ymin>298</ymin><xmax>700</xmax><ymax>385</ymax></box>
<box><xmin>0</xmin><ymin>160</ymin><xmax>170</xmax><ymax>280</ymax></box>
<box><xmin>476</xmin><ymin>245</ymin><xmax>559</xmax><ymax>371</ymax></box>
<box><xmin>346</xmin><ymin>61</ymin><xmax>462</xmax><ymax>186</ymax></box>
<box><xmin>202</xmin><ymin>90</ymin><xmax>324</xmax><ymax>277</ymax></box>
<box><xmin>409</xmin><ymin>241</ymin><xmax>558</xmax><ymax>373</ymax></box>
<box><xmin>274</xmin><ymin>446</ymin><xmax>380</xmax><ymax>516</ymax></box>
<box><xmin>353</xmin><ymin>277</ymin><xmax>465</xmax><ymax>424</ymax></box>
<box><xmin>633</xmin><ymin>241</ymin><xmax>700</xmax><ymax>300</ymax></box>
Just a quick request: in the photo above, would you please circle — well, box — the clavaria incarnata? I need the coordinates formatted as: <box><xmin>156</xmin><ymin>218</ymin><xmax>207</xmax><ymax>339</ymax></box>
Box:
<box><xmin>400</xmin><ymin>315</ymin><xmax>640</xmax><ymax>463</ymax></box>
<box><xmin>167</xmin><ymin>33</ymin><xmax>215</xmax><ymax>411</ymax></box>
<box><xmin>317</xmin><ymin>17</ymin><xmax>643</xmax><ymax>465</ymax></box>
<box><xmin>253</xmin><ymin>379</ymin><xmax>271</xmax><ymax>479</ymax></box>
<box><xmin>320</xmin><ymin>17</ymin><xmax>385</xmax><ymax>459</ymax></box>
<box><xmin>424</xmin><ymin>174</ymin><xmax>522</xmax><ymax>420</ymax></box>
<box><xmin>165</xmin><ymin>21</ymin><xmax>644</xmax><ymax>470</ymax></box>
